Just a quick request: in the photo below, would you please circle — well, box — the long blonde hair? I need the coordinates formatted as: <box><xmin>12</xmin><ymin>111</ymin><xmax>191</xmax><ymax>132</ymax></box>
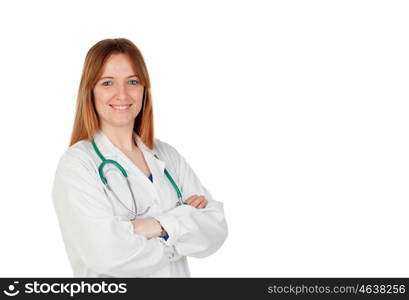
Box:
<box><xmin>69</xmin><ymin>38</ymin><xmax>155</xmax><ymax>149</ymax></box>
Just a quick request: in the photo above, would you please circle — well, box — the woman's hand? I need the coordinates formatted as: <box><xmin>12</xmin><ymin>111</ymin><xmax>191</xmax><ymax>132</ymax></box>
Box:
<box><xmin>184</xmin><ymin>194</ymin><xmax>208</xmax><ymax>209</ymax></box>
<box><xmin>131</xmin><ymin>217</ymin><xmax>162</xmax><ymax>239</ymax></box>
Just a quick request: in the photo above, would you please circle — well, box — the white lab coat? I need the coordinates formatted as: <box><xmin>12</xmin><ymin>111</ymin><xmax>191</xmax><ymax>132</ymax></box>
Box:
<box><xmin>52</xmin><ymin>129</ymin><xmax>228</xmax><ymax>277</ymax></box>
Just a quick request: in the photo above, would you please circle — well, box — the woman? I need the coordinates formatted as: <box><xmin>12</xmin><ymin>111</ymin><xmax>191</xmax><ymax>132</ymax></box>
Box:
<box><xmin>52</xmin><ymin>38</ymin><xmax>228</xmax><ymax>277</ymax></box>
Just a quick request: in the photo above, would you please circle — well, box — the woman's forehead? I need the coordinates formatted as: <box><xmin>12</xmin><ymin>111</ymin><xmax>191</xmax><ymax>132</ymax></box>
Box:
<box><xmin>100</xmin><ymin>53</ymin><xmax>138</xmax><ymax>76</ymax></box>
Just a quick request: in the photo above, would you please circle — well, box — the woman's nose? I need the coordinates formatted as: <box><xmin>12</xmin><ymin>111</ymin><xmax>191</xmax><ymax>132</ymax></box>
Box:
<box><xmin>115</xmin><ymin>83</ymin><xmax>129</xmax><ymax>99</ymax></box>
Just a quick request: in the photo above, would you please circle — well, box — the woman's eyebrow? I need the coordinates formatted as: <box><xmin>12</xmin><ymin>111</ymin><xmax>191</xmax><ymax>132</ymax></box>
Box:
<box><xmin>99</xmin><ymin>74</ymin><xmax>139</xmax><ymax>80</ymax></box>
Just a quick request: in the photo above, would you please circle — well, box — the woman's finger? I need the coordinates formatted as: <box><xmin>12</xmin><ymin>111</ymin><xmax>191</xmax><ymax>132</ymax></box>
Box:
<box><xmin>197</xmin><ymin>198</ymin><xmax>208</xmax><ymax>209</ymax></box>
<box><xmin>189</xmin><ymin>198</ymin><xmax>202</xmax><ymax>208</ymax></box>
<box><xmin>191</xmin><ymin>196</ymin><xmax>207</xmax><ymax>208</ymax></box>
<box><xmin>184</xmin><ymin>195</ymin><xmax>198</xmax><ymax>205</ymax></box>
<box><xmin>184</xmin><ymin>195</ymin><xmax>207</xmax><ymax>208</ymax></box>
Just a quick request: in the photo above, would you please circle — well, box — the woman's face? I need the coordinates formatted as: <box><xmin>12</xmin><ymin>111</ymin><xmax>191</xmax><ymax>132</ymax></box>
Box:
<box><xmin>93</xmin><ymin>53</ymin><xmax>144</xmax><ymax>130</ymax></box>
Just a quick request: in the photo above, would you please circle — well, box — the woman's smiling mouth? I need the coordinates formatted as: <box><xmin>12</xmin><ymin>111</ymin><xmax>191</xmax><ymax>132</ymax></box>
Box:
<box><xmin>110</xmin><ymin>104</ymin><xmax>132</xmax><ymax>111</ymax></box>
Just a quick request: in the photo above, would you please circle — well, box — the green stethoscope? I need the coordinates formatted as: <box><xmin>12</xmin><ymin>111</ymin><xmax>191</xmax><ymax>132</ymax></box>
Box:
<box><xmin>92</xmin><ymin>139</ymin><xmax>184</xmax><ymax>220</ymax></box>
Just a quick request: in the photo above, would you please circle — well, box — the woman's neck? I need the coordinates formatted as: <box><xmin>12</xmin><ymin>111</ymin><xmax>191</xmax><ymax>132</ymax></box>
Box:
<box><xmin>100</xmin><ymin>124</ymin><xmax>137</xmax><ymax>153</ymax></box>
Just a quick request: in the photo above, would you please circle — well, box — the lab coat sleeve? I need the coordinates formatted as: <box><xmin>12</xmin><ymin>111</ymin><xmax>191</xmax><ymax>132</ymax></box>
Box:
<box><xmin>52</xmin><ymin>150</ymin><xmax>175</xmax><ymax>277</ymax></box>
<box><xmin>152</xmin><ymin>141</ymin><xmax>228</xmax><ymax>258</ymax></box>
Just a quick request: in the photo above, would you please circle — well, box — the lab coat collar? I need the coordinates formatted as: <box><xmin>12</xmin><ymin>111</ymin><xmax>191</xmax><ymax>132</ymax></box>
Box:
<box><xmin>92</xmin><ymin>129</ymin><xmax>166</xmax><ymax>172</ymax></box>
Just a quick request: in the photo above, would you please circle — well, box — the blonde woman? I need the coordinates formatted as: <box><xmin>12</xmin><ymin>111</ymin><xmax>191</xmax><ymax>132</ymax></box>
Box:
<box><xmin>52</xmin><ymin>38</ymin><xmax>228</xmax><ymax>277</ymax></box>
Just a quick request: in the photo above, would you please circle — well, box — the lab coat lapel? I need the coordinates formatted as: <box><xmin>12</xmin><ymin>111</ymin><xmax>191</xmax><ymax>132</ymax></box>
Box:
<box><xmin>133</xmin><ymin>133</ymin><xmax>166</xmax><ymax>174</ymax></box>
<box><xmin>93</xmin><ymin>130</ymin><xmax>167</xmax><ymax>199</ymax></box>
<box><xmin>93</xmin><ymin>130</ymin><xmax>121</xmax><ymax>161</ymax></box>
<box><xmin>134</xmin><ymin>135</ymin><xmax>179</xmax><ymax>212</ymax></box>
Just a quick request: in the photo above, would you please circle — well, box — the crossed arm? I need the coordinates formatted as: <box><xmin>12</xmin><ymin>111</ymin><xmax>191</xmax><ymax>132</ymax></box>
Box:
<box><xmin>131</xmin><ymin>194</ymin><xmax>208</xmax><ymax>239</ymax></box>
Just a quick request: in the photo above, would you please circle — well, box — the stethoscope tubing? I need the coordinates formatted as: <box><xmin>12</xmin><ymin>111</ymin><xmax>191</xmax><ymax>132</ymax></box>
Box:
<box><xmin>92</xmin><ymin>139</ymin><xmax>183</xmax><ymax>219</ymax></box>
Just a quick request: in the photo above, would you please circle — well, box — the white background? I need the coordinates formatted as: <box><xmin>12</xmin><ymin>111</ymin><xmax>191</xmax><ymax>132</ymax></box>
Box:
<box><xmin>0</xmin><ymin>0</ymin><xmax>408</xmax><ymax>277</ymax></box>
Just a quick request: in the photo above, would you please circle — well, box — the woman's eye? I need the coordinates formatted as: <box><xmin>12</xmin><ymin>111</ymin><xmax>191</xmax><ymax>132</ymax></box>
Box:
<box><xmin>129</xmin><ymin>79</ymin><xmax>139</xmax><ymax>85</ymax></box>
<box><xmin>102</xmin><ymin>81</ymin><xmax>112</xmax><ymax>86</ymax></box>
